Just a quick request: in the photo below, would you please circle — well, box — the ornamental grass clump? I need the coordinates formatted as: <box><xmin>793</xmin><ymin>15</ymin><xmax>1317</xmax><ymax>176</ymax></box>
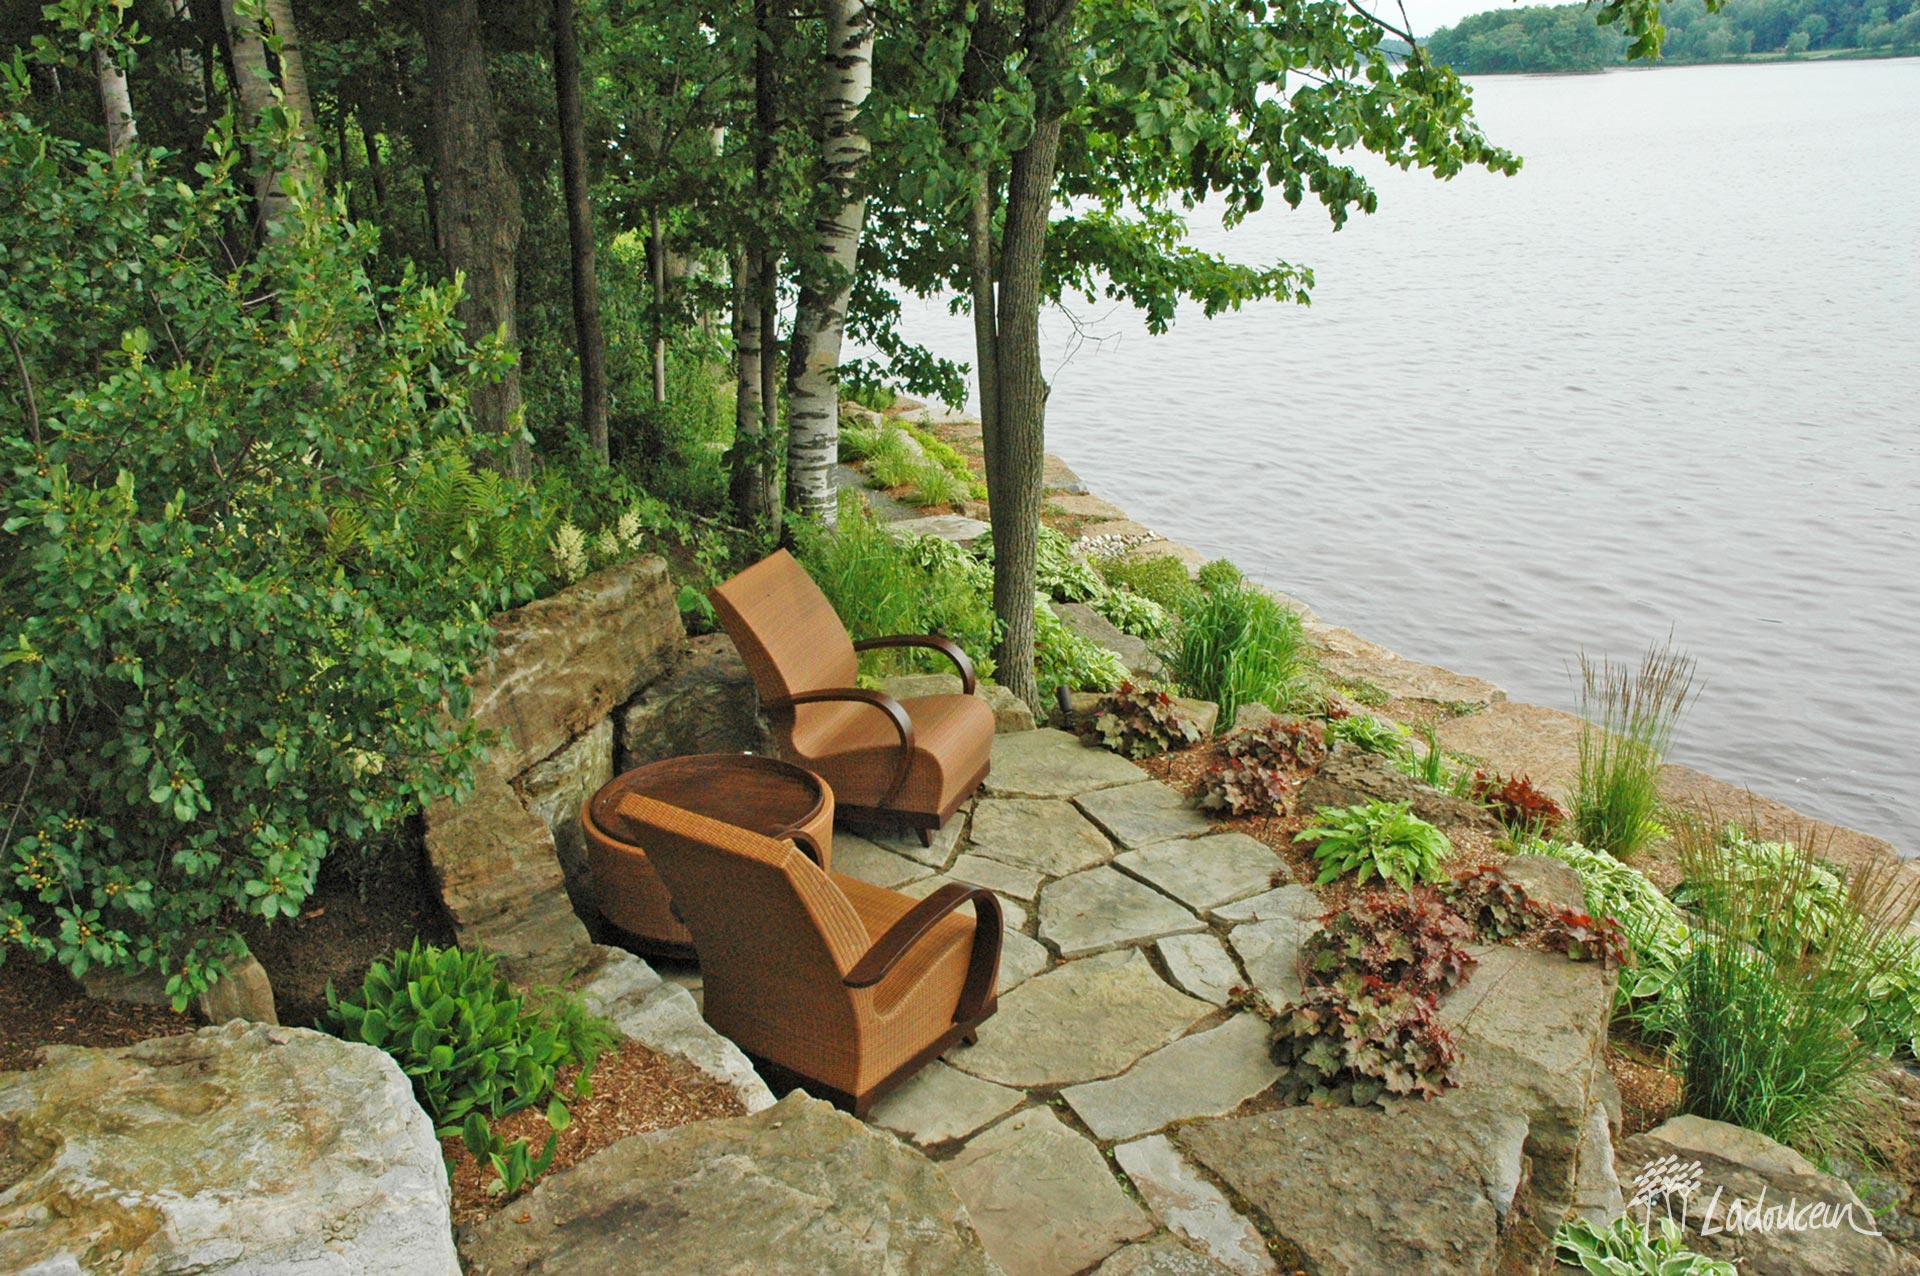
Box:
<box><xmin>1670</xmin><ymin>819</ymin><xmax>1920</xmax><ymax>1160</ymax></box>
<box><xmin>1571</xmin><ymin>641</ymin><xmax>1696</xmax><ymax>857</ymax></box>
<box><xmin>1167</xmin><ymin>580</ymin><xmax>1321</xmax><ymax>722</ymax></box>
<box><xmin>1297</xmin><ymin>801</ymin><xmax>1452</xmax><ymax>892</ymax></box>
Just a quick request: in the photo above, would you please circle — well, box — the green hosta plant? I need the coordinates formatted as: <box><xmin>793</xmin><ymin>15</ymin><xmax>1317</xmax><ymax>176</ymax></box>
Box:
<box><xmin>321</xmin><ymin>942</ymin><xmax>609</xmax><ymax>1135</ymax></box>
<box><xmin>1091</xmin><ymin>682</ymin><xmax>1203</xmax><ymax>759</ymax></box>
<box><xmin>1091</xmin><ymin>588</ymin><xmax>1171</xmax><ymax>640</ymax></box>
<box><xmin>1555</xmin><ymin>1216</ymin><xmax>1735</xmax><ymax>1276</ymax></box>
<box><xmin>1297</xmin><ymin>802</ymin><xmax>1452</xmax><ymax>892</ymax></box>
<box><xmin>1034</xmin><ymin>598</ymin><xmax>1128</xmax><ymax>698</ymax></box>
<box><xmin>1531</xmin><ymin>837</ymin><xmax>1693</xmax><ymax>1038</ymax></box>
<box><xmin>1270</xmin><ymin>974</ymin><xmax>1461</xmax><ymax>1107</ymax></box>
<box><xmin>1671</xmin><ymin>828</ymin><xmax>1846</xmax><ymax>960</ymax></box>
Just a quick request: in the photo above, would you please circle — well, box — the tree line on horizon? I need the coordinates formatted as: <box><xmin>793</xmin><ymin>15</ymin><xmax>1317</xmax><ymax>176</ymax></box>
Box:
<box><xmin>1427</xmin><ymin>0</ymin><xmax>1920</xmax><ymax>72</ymax></box>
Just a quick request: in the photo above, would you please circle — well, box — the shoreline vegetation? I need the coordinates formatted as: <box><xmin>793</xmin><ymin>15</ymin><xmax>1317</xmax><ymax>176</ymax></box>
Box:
<box><xmin>1425</xmin><ymin>0</ymin><xmax>1920</xmax><ymax>74</ymax></box>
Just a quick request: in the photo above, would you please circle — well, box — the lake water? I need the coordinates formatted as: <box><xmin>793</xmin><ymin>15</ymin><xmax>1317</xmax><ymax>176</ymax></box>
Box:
<box><xmin>877</xmin><ymin>58</ymin><xmax>1920</xmax><ymax>855</ymax></box>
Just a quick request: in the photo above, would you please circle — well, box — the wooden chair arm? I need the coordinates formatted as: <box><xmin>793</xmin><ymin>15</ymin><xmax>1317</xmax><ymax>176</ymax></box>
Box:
<box><xmin>853</xmin><ymin>634</ymin><xmax>978</xmax><ymax>696</ymax></box>
<box><xmin>844</xmin><ymin>883</ymin><xmax>1003</xmax><ymax>1023</ymax></box>
<box><xmin>771</xmin><ymin>686</ymin><xmax>915</xmax><ymax>807</ymax></box>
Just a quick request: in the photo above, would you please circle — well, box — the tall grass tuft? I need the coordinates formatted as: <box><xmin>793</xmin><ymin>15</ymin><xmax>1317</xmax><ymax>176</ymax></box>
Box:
<box><xmin>1166</xmin><ymin>581</ymin><xmax>1321</xmax><ymax>724</ymax></box>
<box><xmin>1673</xmin><ymin>817</ymin><xmax>1919</xmax><ymax>1161</ymax></box>
<box><xmin>1571</xmin><ymin>640</ymin><xmax>1696</xmax><ymax>857</ymax></box>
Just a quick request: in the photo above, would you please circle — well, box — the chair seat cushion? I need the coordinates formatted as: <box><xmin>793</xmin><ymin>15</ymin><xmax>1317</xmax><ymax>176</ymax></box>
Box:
<box><xmin>832</xmin><ymin>872</ymin><xmax>979</xmax><ymax>1018</ymax></box>
<box><xmin>790</xmin><ymin>692</ymin><xmax>993</xmax><ymax>814</ymax></box>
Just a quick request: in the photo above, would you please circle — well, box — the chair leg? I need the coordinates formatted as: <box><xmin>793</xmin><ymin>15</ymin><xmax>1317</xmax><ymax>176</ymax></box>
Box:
<box><xmin>960</xmin><ymin>1029</ymin><xmax>978</xmax><ymax>1047</ymax></box>
<box><xmin>916</xmin><ymin>826</ymin><xmax>933</xmax><ymax>848</ymax></box>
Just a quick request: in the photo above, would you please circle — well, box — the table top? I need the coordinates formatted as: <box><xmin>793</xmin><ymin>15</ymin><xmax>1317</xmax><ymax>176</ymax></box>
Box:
<box><xmin>588</xmin><ymin>752</ymin><xmax>827</xmax><ymax>846</ymax></box>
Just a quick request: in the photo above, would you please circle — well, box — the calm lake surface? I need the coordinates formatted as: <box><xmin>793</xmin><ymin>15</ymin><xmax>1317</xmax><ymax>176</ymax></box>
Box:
<box><xmin>880</xmin><ymin>58</ymin><xmax>1920</xmax><ymax>854</ymax></box>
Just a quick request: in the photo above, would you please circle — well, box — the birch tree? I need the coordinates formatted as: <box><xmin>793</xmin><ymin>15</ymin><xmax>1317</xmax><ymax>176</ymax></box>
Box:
<box><xmin>784</xmin><ymin>0</ymin><xmax>876</xmax><ymax>527</ymax></box>
<box><xmin>219</xmin><ymin>0</ymin><xmax>315</xmax><ymax>230</ymax></box>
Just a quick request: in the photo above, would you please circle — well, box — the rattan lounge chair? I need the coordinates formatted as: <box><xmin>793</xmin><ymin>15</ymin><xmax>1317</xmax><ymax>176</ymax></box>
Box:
<box><xmin>613</xmin><ymin>791</ymin><xmax>1002</xmax><ymax>1115</ymax></box>
<box><xmin>710</xmin><ymin>549</ymin><xmax>995</xmax><ymax>845</ymax></box>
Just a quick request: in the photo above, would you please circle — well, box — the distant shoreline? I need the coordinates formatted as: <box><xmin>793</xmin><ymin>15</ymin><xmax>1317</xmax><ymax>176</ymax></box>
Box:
<box><xmin>1444</xmin><ymin>45</ymin><xmax>1920</xmax><ymax>75</ymax></box>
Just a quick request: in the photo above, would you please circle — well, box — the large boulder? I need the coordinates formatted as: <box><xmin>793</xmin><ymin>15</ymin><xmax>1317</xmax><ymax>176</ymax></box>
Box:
<box><xmin>459</xmin><ymin>1092</ymin><xmax>998</xmax><ymax>1275</ymax></box>
<box><xmin>1296</xmin><ymin>745</ymin><xmax>1502</xmax><ymax>835</ymax></box>
<box><xmin>618</xmin><ymin>631</ymin><xmax>771</xmax><ymax>770</ymax></box>
<box><xmin>1614</xmin><ymin>1115</ymin><xmax>1918</xmax><ymax>1276</ymax></box>
<box><xmin>0</xmin><ymin>1022</ymin><xmax>458</xmax><ymax>1275</ymax></box>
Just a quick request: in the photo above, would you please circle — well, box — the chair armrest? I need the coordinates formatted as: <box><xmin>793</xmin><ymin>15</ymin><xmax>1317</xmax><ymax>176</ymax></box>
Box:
<box><xmin>853</xmin><ymin>634</ymin><xmax>977</xmax><ymax>696</ymax></box>
<box><xmin>844</xmin><ymin>883</ymin><xmax>1004</xmax><ymax>1024</ymax></box>
<box><xmin>769</xmin><ymin>687</ymin><xmax>916</xmax><ymax>807</ymax></box>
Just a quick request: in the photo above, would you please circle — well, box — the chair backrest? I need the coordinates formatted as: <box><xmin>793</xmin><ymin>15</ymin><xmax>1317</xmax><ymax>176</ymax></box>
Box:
<box><xmin>709</xmin><ymin>550</ymin><xmax>858</xmax><ymax>705</ymax></box>
<box><xmin>612</xmin><ymin>793</ymin><xmax>869</xmax><ymax>1003</ymax></box>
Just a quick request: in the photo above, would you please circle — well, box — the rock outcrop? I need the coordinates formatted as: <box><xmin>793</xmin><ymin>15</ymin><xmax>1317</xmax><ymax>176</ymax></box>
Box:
<box><xmin>1296</xmin><ymin>745</ymin><xmax>1503</xmax><ymax>835</ymax></box>
<box><xmin>617</xmin><ymin>630</ymin><xmax>769</xmax><ymax>771</ymax></box>
<box><xmin>0</xmin><ymin>1022</ymin><xmax>458</xmax><ymax>1275</ymax></box>
<box><xmin>459</xmin><ymin>1092</ymin><xmax>999</xmax><ymax>1276</ymax></box>
<box><xmin>1615</xmin><ymin>1115</ymin><xmax>1918</xmax><ymax>1276</ymax></box>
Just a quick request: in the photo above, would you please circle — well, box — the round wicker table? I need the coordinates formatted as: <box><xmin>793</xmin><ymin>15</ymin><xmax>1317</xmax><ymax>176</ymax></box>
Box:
<box><xmin>582</xmin><ymin>753</ymin><xmax>834</xmax><ymax>957</ymax></box>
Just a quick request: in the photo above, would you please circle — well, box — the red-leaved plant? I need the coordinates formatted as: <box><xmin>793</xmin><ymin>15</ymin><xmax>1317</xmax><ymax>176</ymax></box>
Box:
<box><xmin>1200</xmin><ymin>715</ymin><xmax>1328</xmax><ymax>817</ymax></box>
<box><xmin>1090</xmin><ymin>681</ymin><xmax>1205</xmax><ymax>759</ymax></box>
<box><xmin>1470</xmin><ymin>770</ymin><xmax>1566</xmax><ymax>836</ymax></box>
<box><xmin>1269</xmin><ymin>974</ymin><xmax>1461</xmax><ymax>1107</ymax></box>
<box><xmin>1303</xmin><ymin>889</ymin><xmax>1479</xmax><ymax>998</ymax></box>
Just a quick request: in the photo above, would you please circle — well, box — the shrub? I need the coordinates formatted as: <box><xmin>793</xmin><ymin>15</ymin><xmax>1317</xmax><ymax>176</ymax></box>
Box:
<box><xmin>1166</xmin><ymin>582</ymin><xmax>1320</xmax><ymax>722</ymax></box>
<box><xmin>1092</xmin><ymin>550</ymin><xmax>1195</xmax><ymax>614</ymax></box>
<box><xmin>1091</xmin><ymin>588</ymin><xmax>1171</xmax><ymax>640</ymax></box>
<box><xmin>1302</xmin><ymin>890</ymin><xmax>1478</xmax><ymax>997</ymax></box>
<box><xmin>792</xmin><ymin>493</ymin><xmax>998</xmax><ymax>682</ymax></box>
<box><xmin>1571</xmin><ymin>641</ymin><xmax>1695</xmax><ymax>857</ymax></box>
<box><xmin>1672</xmin><ymin>824</ymin><xmax>1918</xmax><ymax>1159</ymax></box>
<box><xmin>1471</xmin><ymin>770</ymin><xmax>1566</xmax><ymax>837</ymax></box>
<box><xmin>1324</xmin><ymin>712</ymin><xmax>1412</xmax><ymax>759</ymax></box>
<box><xmin>1195</xmin><ymin>558</ymin><xmax>1243</xmax><ymax>593</ymax></box>
<box><xmin>0</xmin><ymin>109</ymin><xmax>526</xmax><ymax>1002</ymax></box>
<box><xmin>320</xmin><ymin>942</ymin><xmax>611</xmax><ymax>1134</ymax></box>
<box><xmin>1090</xmin><ymin>682</ymin><xmax>1204</xmax><ymax>759</ymax></box>
<box><xmin>1554</xmin><ymin>1215</ymin><xmax>1735</xmax><ymax>1276</ymax></box>
<box><xmin>1200</xmin><ymin>716</ymin><xmax>1328</xmax><ymax>817</ymax></box>
<box><xmin>1269</xmin><ymin>975</ymin><xmax>1460</xmax><ymax>1107</ymax></box>
<box><xmin>1297</xmin><ymin>801</ymin><xmax>1452</xmax><ymax>892</ymax></box>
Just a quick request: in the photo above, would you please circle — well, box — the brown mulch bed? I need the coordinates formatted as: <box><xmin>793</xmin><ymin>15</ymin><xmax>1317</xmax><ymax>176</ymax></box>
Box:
<box><xmin>0</xmin><ymin>959</ymin><xmax>197</xmax><ymax>1072</ymax></box>
<box><xmin>240</xmin><ymin>840</ymin><xmax>455</xmax><ymax>1029</ymax></box>
<box><xmin>1138</xmin><ymin>737</ymin><xmax>1508</xmax><ymax>913</ymax></box>
<box><xmin>1606</xmin><ymin>1039</ymin><xmax>1682</xmax><ymax>1137</ymax></box>
<box><xmin>441</xmin><ymin>1039</ymin><xmax>745</xmax><ymax>1227</ymax></box>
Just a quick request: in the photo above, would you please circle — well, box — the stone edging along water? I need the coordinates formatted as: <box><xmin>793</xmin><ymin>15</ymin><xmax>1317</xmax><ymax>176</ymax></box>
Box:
<box><xmin>869</xmin><ymin>404</ymin><xmax>1911</xmax><ymax>888</ymax></box>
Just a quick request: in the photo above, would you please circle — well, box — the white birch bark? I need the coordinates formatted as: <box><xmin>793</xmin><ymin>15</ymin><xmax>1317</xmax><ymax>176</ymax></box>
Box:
<box><xmin>784</xmin><ymin>0</ymin><xmax>875</xmax><ymax>527</ymax></box>
<box><xmin>94</xmin><ymin>46</ymin><xmax>137</xmax><ymax>155</ymax></box>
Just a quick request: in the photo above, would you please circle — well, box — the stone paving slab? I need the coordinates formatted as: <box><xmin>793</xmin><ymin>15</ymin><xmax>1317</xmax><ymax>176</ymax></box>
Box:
<box><xmin>886</xmin><ymin>513</ymin><xmax>991</xmax><ymax>545</ymax></box>
<box><xmin>1156</xmin><ymin>933</ymin><xmax>1244</xmax><ymax>1006</ymax></box>
<box><xmin>859</xmin><ymin>813</ymin><xmax>967</xmax><ymax>868</ymax></box>
<box><xmin>950</xmin><ymin>950</ymin><xmax>1211</xmax><ymax>1088</ymax></box>
<box><xmin>867</xmin><ymin>1061</ymin><xmax>1025</xmax><ymax>1147</ymax></box>
<box><xmin>1093</xmin><ymin>1239</ymin><xmax>1239</xmax><ymax>1276</ymax></box>
<box><xmin>831</xmin><ymin>833</ymin><xmax>935</xmax><ymax>889</ymax></box>
<box><xmin>949</xmin><ymin>853</ymin><xmax>1046</xmax><ymax>901</ymax></box>
<box><xmin>1076</xmin><ymin>782</ymin><xmax>1213</xmax><ymax>850</ymax></box>
<box><xmin>1114</xmin><ymin>1135</ymin><xmax>1277</xmax><ymax>1276</ymax></box>
<box><xmin>900</xmin><ymin>874</ymin><xmax>1029</xmax><ymax>932</ymax></box>
<box><xmin>986</xmin><ymin>729</ymin><xmax>1147</xmax><ymax>799</ymax></box>
<box><xmin>1038</xmin><ymin>867</ymin><xmax>1203</xmax><ymax>958</ymax></box>
<box><xmin>1212</xmin><ymin>884</ymin><xmax>1323</xmax><ymax>925</ymax></box>
<box><xmin>1062</xmin><ymin>1014</ymin><xmax>1281</xmax><ymax>1142</ymax></box>
<box><xmin>998</xmin><ymin>930</ymin><xmax>1051</xmax><ymax>994</ymax></box>
<box><xmin>946</xmin><ymin>1106</ymin><xmax>1153</xmax><ymax>1276</ymax></box>
<box><xmin>1230</xmin><ymin>915</ymin><xmax>1323</xmax><ymax>1008</ymax></box>
<box><xmin>970</xmin><ymin>797</ymin><xmax>1118</xmax><ymax>876</ymax></box>
<box><xmin>1116</xmin><ymin>834</ymin><xmax>1281</xmax><ymax>911</ymax></box>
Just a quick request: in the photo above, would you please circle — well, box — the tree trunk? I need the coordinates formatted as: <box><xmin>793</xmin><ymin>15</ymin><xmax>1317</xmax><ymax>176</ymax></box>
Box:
<box><xmin>550</xmin><ymin>0</ymin><xmax>609</xmax><ymax>462</ymax></box>
<box><xmin>359</xmin><ymin>117</ymin><xmax>388</xmax><ymax>213</ymax></box>
<box><xmin>649</xmin><ymin>210</ymin><xmax>668</xmax><ymax>405</ymax></box>
<box><xmin>219</xmin><ymin>0</ymin><xmax>314</xmax><ymax>231</ymax></box>
<box><xmin>967</xmin><ymin>171</ymin><xmax>1000</xmax><ymax>497</ymax></box>
<box><xmin>784</xmin><ymin>0</ymin><xmax>874</xmax><ymax>528</ymax></box>
<box><xmin>730</xmin><ymin>248</ymin><xmax>767</xmax><ymax>523</ymax></box>
<box><xmin>982</xmin><ymin>115</ymin><xmax>1063</xmax><ymax>711</ymax></box>
<box><xmin>93</xmin><ymin>46</ymin><xmax>137</xmax><ymax>155</ymax></box>
<box><xmin>422</xmin><ymin>0</ymin><xmax>530</xmax><ymax>477</ymax></box>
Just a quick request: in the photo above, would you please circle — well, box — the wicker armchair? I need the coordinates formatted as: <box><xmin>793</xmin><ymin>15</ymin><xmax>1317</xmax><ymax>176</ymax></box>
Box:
<box><xmin>710</xmin><ymin>549</ymin><xmax>994</xmax><ymax>845</ymax></box>
<box><xmin>613</xmin><ymin>791</ymin><xmax>1002</xmax><ymax>1115</ymax></box>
